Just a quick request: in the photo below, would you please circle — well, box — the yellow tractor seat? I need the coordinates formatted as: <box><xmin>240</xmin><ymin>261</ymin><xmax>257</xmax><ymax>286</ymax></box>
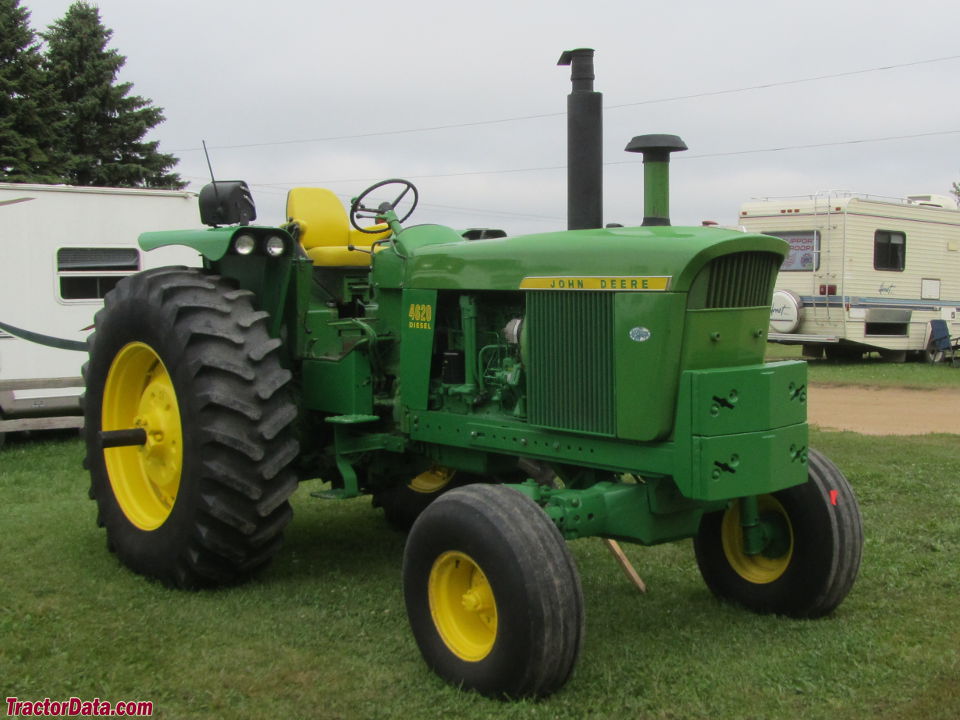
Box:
<box><xmin>286</xmin><ymin>187</ymin><xmax>391</xmax><ymax>267</ymax></box>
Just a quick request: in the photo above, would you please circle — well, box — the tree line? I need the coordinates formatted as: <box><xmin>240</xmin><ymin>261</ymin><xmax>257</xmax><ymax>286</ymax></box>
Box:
<box><xmin>0</xmin><ymin>0</ymin><xmax>183</xmax><ymax>189</ymax></box>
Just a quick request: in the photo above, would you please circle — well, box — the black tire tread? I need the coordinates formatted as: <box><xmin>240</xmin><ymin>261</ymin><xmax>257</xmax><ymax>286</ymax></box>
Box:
<box><xmin>804</xmin><ymin>449</ymin><xmax>863</xmax><ymax>617</ymax></box>
<box><xmin>84</xmin><ymin>267</ymin><xmax>299</xmax><ymax>589</ymax></box>
<box><xmin>693</xmin><ymin>447</ymin><xmax>863</xmax><ymax>619</ymax></box>
<box><xmin>404</xmin><ymin>484</ymin><xmax>584</xmax><ymax>699</ymax></box>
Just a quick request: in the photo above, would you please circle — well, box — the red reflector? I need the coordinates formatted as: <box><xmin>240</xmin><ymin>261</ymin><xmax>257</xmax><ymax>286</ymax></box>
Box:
<box><xmin>828</xmin><ymin>284</ymin><xmax>837</xmax><ymax>295</ymax></box>
<box><xmin>830</xmin><ymin>490</ymin><xmax>839</xmax><ymax>506</ymax></box>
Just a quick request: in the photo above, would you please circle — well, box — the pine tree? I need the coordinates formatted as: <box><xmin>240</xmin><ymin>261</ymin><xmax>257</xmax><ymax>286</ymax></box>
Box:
<box><xmin>0</xmin><ymin>0</ymin><xmax>64</xmax><ymax>183</ymax></box>
<box><xmin>42</xmin><ymin>1</ymin><xmax>184</xmax><ymax>189</ymax></box>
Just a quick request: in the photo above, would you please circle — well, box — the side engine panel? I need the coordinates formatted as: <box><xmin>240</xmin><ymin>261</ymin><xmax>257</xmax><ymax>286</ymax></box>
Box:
<box><xmin>398</xmin><ymin>287</ymin><xmax>685</xmax><ymax>442</ymax></box>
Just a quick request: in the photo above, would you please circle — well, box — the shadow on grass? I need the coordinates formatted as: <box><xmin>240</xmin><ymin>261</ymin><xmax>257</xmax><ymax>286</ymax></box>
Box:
<box><xmin>266</xmin><ymin>486</ymin><xmax>407</xmax><ymax>587</ymax></box>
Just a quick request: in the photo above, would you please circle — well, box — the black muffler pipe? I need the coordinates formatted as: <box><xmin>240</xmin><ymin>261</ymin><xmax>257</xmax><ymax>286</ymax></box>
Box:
<box><xmin>558</xmin><ymin>48</ymin><xmax>602</xmax><ymax>230</ymax></box>
<box><xmin>625</xmin><ymin>134</ymin><xmax>687</xmax><ymax>226</ymax></box>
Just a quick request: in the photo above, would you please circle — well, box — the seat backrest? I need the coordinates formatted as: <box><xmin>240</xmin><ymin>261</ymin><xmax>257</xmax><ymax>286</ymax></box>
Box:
<box><xmin>286</xmin><ymin>187</ymin><xmax>350</xmax><ymax>249</ymax></box>
<box><xmin>929</xmin><ymin>319</ymin><xmax>951</xmax><ymax>350</ymax></box>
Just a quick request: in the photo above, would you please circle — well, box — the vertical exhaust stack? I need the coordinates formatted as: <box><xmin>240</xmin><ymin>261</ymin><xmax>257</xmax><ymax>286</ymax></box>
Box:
<box><xmin>625</xmin><ymin>134</ymin><xmax>687</xmax><ymax>226</ymax></box>
<box><xmin>558</xmin><ymin>49</ymin><xmax>602</xmax><ymax>230</ymax></box>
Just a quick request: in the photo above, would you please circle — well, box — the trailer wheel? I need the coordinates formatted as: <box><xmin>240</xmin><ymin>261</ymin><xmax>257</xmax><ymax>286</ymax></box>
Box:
<box><xmin>83</xmin><ymin>267</ymin><xmax>299</xmax><ymax>588</ymax></box>
<box><xmin>403</xmin><ymin>484</ymin><xmax>583</xmax><ymax>698</ymax></box>
<box><xmin>694</xmin><ymin>449</ymin><xmax>862</xmax><ymax>618</ymax></box>
<box><xmin>879</xmin><ymin>349</ymin><xmax>907</xmax><ymax>363</ymax></box>
<box><xmin>824</xmin><ymin>345</ymin><xmax>862</xmax><ymax>361</ymax></box>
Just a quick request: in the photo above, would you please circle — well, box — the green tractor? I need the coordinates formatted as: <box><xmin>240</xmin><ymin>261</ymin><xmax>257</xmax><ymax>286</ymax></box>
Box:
<box><xmin>82</xmin><ymin>50</ymin><xmax>862</xmax><ymax>699</ymax></box>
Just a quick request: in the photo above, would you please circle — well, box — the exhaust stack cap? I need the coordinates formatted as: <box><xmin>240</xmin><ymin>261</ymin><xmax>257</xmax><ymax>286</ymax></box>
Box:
<box><xmin>625</xmin><ymin>134</ymin><xmax>688</xmax><ymax>160</ymax></box>
<box><xmin>625</xmin><ymin>134</ymin><xmax>687</xmax><ymax>226</ymax></box>
<box><xmin>557</xmin><ymin>48</ymin><xmax>595</xmax><ymax>89</ymax></box>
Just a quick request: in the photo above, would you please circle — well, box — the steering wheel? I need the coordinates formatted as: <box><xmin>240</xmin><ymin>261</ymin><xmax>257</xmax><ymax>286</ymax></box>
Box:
<box><xmin>349</xmin><ymin>179</ymin><xmax>419</xmax><ymax>234</ymax></box>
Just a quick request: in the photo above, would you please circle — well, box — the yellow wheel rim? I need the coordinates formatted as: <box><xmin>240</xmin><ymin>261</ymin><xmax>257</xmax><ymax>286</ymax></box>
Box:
<box><xmin>428</xmin><ymin>551</ymin><xmax>497</xmax><ymax>661</ymax></box>
<box><xmin>409</xmin><ymin>466</ymin><xmax>455</xmax><ymax>494</ymax></box>
<box><xmin>102</xmin><ymin>342</ymin><xmax>183</xmax><ymax>531</ymax></box>
<box><xmin>721</xmin><ymin>495</ymin><xmax>794</xmax><ymax>584</ymax></box>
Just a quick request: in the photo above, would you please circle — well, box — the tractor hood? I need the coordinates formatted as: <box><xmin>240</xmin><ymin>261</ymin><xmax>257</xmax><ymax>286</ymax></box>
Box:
<box><xmin>401</xmin><ymin>225</ymin><xmax>788</xmax><ymax>293</ymax></box>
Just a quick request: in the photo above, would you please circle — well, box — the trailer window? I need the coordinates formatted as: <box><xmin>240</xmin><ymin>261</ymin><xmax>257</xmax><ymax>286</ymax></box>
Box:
<box><xmin>874</xmin><ymin>231</ymin><xmax>905</xmax><ymax>271</ymax></box>
<box><xmin>765</xmin><ymin>231</ymin><xmax>819</xmax><ymax>271</ymax></box>
<box><xmin>57</xmin><ymin>248</ymin><xmax>140</xmax><ymax>300</ymax></box>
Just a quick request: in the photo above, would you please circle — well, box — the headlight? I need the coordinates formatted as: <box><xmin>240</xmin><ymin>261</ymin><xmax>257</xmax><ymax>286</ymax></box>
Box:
<box><xmin>233</xmin><ymin>234</ymin><xmax>256</xmax><ymax>255</ymax></box>
<box><xmin>265</xmin><ymin>235</ymin><xmax>286</xmax><ymax>257</ymax></box>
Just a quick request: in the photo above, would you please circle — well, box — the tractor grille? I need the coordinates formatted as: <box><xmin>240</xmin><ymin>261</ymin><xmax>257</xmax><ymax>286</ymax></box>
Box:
<box><xmin>527</xmin><ymin>292</ymin><xmax>615</xmax><ymax>436</ymax></box>
<box><xmin>703</xmin><ymin>252</ymin><xmax>780</xmax><ymax>309</ymax></box>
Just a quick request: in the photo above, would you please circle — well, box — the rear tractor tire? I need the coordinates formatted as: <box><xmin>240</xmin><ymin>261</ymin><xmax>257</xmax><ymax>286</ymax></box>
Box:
<box><xmin>694</xmin><ymin>448</ymin><xmax>862</xmax><ymax>618</ymax></box>
<box><xmin>373</xmin><ymin>465</ymin><xmax>463</xmax><ymax>531</ymax></box>
<box><xmin>83</xmin><ymin>267</ymin><xmax>299</xmax><ymax>588</ymax></box>
<box><xmin>403</xmin><ymin>484</ymin><xmax>584</xmax><ymax>699</ymax></box>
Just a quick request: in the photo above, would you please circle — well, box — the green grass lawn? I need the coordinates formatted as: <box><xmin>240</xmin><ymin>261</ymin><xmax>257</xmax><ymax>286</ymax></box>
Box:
<box><xmin>766</xmin><ymin>344</ymin><xmax>960</xmax><ymax>388</ymax></box>
<box><xmin>2</xmin><ymin>429</ymin><xmax>958</xmax><ymax>720</ymax></box>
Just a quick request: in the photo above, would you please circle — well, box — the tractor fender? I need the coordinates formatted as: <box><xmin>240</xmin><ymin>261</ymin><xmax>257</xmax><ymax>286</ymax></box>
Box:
<box><xmin>139</xmin><ymin>226</ymin><xmax>294</xmax><ymax>261</ymax></box>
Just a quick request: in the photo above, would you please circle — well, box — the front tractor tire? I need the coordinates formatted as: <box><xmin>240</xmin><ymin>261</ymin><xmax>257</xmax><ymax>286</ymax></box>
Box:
<box><xmin>694</xmin><ymin>449</ymin><xmax>863</xmax><ymax>618</ymax></box>
<box><xmin>403</xmin><ymin>484</ymin><xmax>584</xmax><ymax>699</ymax></box>
<box><xmin>83</xmin><ymin>267</ymin><xmax>299</xmax><ymax>589</ymax></box>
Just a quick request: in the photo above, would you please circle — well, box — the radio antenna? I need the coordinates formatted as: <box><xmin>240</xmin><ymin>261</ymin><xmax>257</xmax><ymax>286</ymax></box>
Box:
<box><xmin>202</xmin><ymin>140</ymin><xmax>221</xmax><ymax>205</ymax></box>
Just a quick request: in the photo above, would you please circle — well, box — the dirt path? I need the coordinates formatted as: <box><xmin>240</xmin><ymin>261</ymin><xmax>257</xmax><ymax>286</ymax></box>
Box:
<box><xmin>808</xmin><ymin>384</ymin><xmax>960</xmax><ymax>435</ymax></box>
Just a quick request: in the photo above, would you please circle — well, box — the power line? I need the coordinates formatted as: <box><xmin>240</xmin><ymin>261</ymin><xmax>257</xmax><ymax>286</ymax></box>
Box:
<box><xmin>408</xmin><ymin>201</ymin><xmax>562</xmax><ymax>221</ymax></box>
<box><xmin>179</xmin><ymin>176</ymin><xmax>564</xmax><ymax>222</ymax></box>
<box><xmin>181</xmin><ymin>129</ymin><xmax>958</xmax><ymax>224</ymax></box>
<box><xmin>260</xmin><ymin>129</ymin><xmax>960</xmax><ymax>185</ymax></box>
<box><xmin>276</xmin><ymin>164</ymin><xmax>566</xmax><ymax>185</ymax></box>
<box><xmin>604</xmin><ymin>54</ymin><xmax>960</xmax><ymax>110</ymax></box>
<box><xmin>171</xmin><ymin>111</ymin><xmax>564</xmax><ymax>152</ymax></box>
<box><xmin>170</xmin><ymin>54</ymin><xmax>960</xmax><ymax>153</ymax></box>
<box><xmin>677</xmin><ymin>129</ymin><xmax>960</xmax><ymax>160</ymax></box>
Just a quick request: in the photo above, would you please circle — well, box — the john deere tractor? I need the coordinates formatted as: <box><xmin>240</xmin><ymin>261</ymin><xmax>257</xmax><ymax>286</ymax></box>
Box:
<box><xmin>82</xmin><ymin>50</ymin><xmax>862</xmax><ymax>699</ymax></box>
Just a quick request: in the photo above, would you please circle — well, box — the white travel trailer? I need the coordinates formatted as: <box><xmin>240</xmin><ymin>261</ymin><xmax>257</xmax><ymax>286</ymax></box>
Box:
<box><xmin>0</xmin><ymin>183</ymin><xmax>200</xmax><ymax>444</ymax></box>
<box><xmin>739</xmin><ymin>191</ymin><xmax>960</xmax><ymax>361</ymax></box>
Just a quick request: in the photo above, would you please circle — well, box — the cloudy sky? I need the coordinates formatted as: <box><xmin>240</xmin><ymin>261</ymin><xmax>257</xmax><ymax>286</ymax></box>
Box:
<box><xmin>21</xmin><ymin>0</ymin><xmax>960</xmax><ymax>234</ymax></box>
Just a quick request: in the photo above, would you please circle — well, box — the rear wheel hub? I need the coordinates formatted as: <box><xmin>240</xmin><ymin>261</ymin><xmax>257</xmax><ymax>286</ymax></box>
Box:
<box><xmin>102</xmin><ymin>342</ymin><xmax>183</xmax><ymax>531</ymax></box>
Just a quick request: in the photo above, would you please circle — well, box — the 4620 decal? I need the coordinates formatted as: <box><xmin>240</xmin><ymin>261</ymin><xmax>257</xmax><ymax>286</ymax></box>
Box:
<box><xmin>408</xmin><ymin>303</ymin><xmax>433</xmax><ymax>329</ymax></box>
